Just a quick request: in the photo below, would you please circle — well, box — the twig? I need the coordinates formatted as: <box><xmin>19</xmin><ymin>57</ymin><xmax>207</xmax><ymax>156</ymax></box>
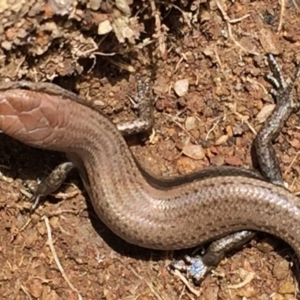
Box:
<box><xmin>292</xmin><ymin>0</ymin><xmax>299</xmax><ymax>10</ymax></box>
<box><xmin>216</xmin><ymin>0</ymin><xmax>259</xmax><ymax>56</ymax></box>
<box><xmin>20</xmin><ymin>285</ymin><xmax>33</xmax><ymax>299</ymax></box>
<box><xmin>277</xmin><ymin>0</ymin><xmax>285</xmax><ymax>32</ymax></box>
<box><xmin>150</xmin><ymin>0</ymin><xmax>167</xmax><ymax>55</ymax></box>
<box><xmin>227</xmin><ymin>272</ymin><xmax>255</xmax><ymax>288</ymax></box>
<box><xmin>162</xmin><ymin>112</ymin><xmax>198</xmax><ymax>144</ymax></box>
<box><xmin>284</xmin><ymin>151</ymin><xmax>300</xmax><ymax>176</ymax></box>
<box><xmin>127</xmin><ymin>264</ymin><xmax>164</xmax><ymax>300</ymax></box>
<box><xmin>206</xmin><ymin>118</ymin><xmax>221</xmax><ymax>141</ymax></box>
<box><xmin>284</xmin><ymin>151</ymin><xmax>300</xmax><ymax>191</ymax></box>
<box><xmin>171</xmin><ymin>269</ymin><xmax>200</xmax><ymax>297</ymax></box>
<box><xmin>42</xmin><ymin>216</ymin><xmax>83</xmax><ymax>300</ymax></box>
<box><xmin>20</xmin><ymin>218</ymin><xmax>32</xmax><ymax>232</ymax></box>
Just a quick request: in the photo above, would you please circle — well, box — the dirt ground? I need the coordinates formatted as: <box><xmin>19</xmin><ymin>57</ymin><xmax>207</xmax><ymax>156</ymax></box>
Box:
<box><xmin>1</xmin><ymin>0</ymin><xmax>300</xmax><ymax>299</ymax></box>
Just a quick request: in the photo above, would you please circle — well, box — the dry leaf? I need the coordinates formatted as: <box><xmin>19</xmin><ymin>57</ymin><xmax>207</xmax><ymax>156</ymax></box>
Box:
<box><xmin>174</xmin><ymin>78</ymin><xmax>189</xmax><ymax>96</ymax></box>
<box><xmin>98</xmin><ymin>20</ymin><xmax>113</xmax><ymax>35</ymax></box>
<box><xmin>182</xmin><ymin>144</ymin><xmax>205</xmax><ymax>160</ymax></box>
<box><xmin>256</xmin><ymin>104</ymin><xmax>275</xmax><ymax>124</ymax></box>
<box><xmin>185</xmin><ymin>116</ymin><xmax>197</xmax><ymax>131</ymax></box>
<box><xmin>215</xmin><ymin>134</ymin><xmax>228</xmax><ymax>146</ymax></box>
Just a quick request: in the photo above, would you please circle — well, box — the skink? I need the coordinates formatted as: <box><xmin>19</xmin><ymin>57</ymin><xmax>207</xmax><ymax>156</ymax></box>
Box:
<box><xmin>0</xmin><ymin>84</ymin><xmax>300</xmax><ymax>245</ymax></box>
<box><xmin>0</xmin><ymin>56</ymin><xmax>300</xmax><ymax>280</ymax></box>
